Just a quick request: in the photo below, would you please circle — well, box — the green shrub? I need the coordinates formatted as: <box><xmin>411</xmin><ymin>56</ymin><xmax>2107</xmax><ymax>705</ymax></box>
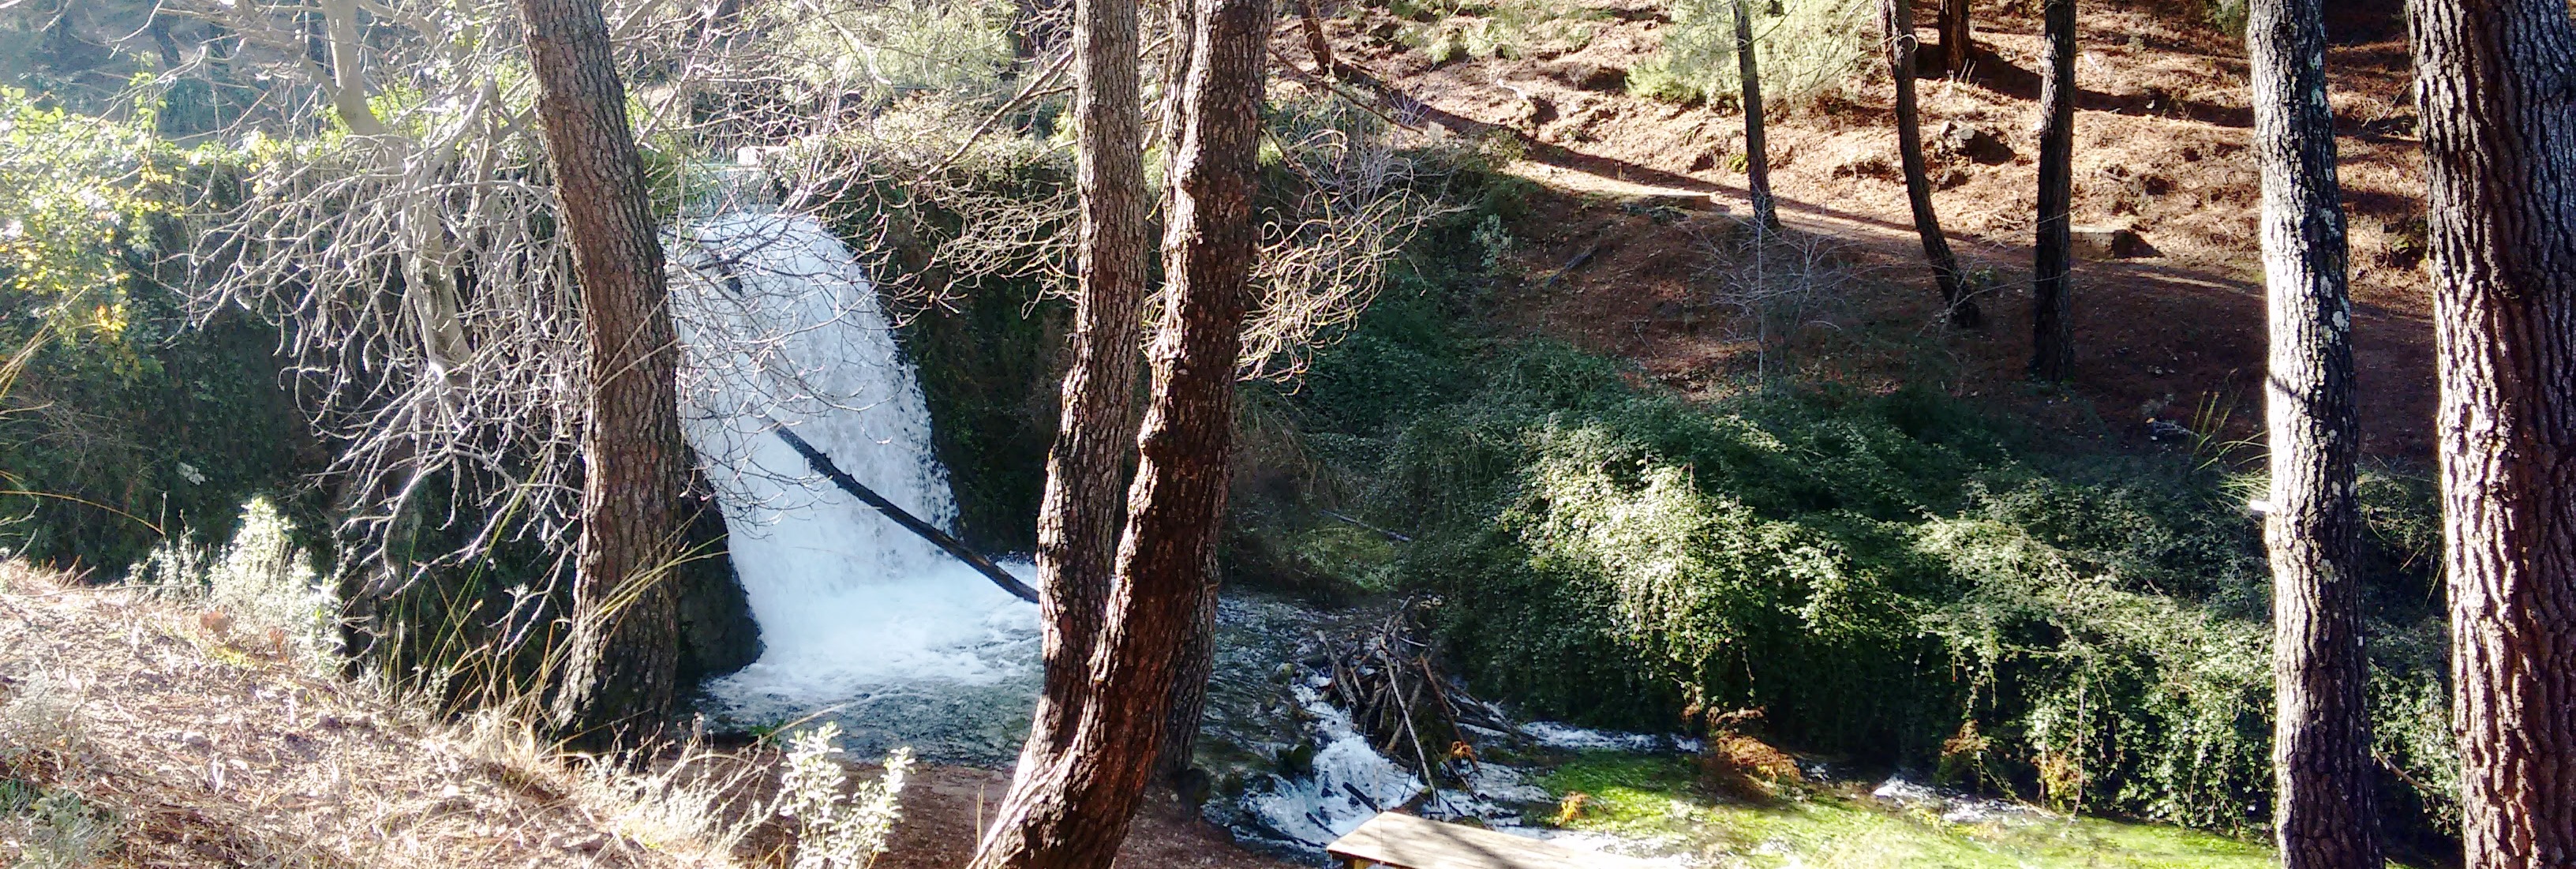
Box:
<box><xmin>1627</xmin><ymin>0</ymin><xmax>1875</xmax><ymax>110</ymax></box>
<box><xmin>1391</xmin><ymin>0</ymin><xmax>1605</xmax><ymax>63</ymax></box>
<box><xmin>0</xmin><ymin>89</ymin><xmax>316</xmax><ymax>574</ymax></box>
<box><xmin>1267</xmin><ymin>259</ymin><xmax>2452</xmax><ymax>836</ymax></box>
<box><xmin>764</xmin><ymin>0</ymin><xmax>1018</xmax><ymax>107</ymax></box>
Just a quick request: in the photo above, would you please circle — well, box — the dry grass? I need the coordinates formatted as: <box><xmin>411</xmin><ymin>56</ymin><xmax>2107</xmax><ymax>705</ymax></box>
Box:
<box><xmin>0</xmin><ymin>562</ymin><xmax>781</xmax><ymax>868</ymax></box>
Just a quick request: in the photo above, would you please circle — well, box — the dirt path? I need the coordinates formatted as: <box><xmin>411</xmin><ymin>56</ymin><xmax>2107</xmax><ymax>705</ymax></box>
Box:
<box><xmin>874</xmin><ymin>766</ymin><xmax>1301</xmax><ymax>869</ymax></box>
<box><xmin>1292</xmin><ymin>0</ymin><xmax>2436</xmax><ymax>458</ymax></box>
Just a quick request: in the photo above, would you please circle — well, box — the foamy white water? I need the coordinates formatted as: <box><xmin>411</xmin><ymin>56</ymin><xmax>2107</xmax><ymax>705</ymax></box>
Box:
<box><xmin>670</xmin><ymin>212</ymin><xmax>1039</xmax><ymax>760</ymax></box>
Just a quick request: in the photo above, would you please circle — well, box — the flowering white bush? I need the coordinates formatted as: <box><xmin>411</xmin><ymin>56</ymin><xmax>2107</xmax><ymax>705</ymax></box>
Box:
<box><xmin>777</xmin><ymin>723</ymin><xmax>910</xmax><ymax>869</ymax></box>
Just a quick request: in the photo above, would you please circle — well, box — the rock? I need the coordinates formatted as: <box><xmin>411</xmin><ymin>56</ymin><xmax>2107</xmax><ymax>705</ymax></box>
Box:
<box><xmin>1174</xmin><ymin>767</ymin><xmax>1215</xmax><ymax>807</ymax></box>
<box><xmin>1937</xmin><ymin>121</ymin><xmax>2015</xmax><ymax>164</ymax></box>
<box><xmin>1277</xmin><ymin>741</ymin><xmax>1318</xmax><ymax>777</ymax></box>
<box><xmin>1504</xmin><ymin>90</ymin><xmax>1556</xmax><ymax>133</ymax></box>
<box><xmin>1549</xmin><ymin>61</ymin><xmax>1627</xmax><ymax>92</ymax></box>
<box><xmin>1626</xmin><ymin>191</ymin><xmax>1726</xmax><ymax>212</ymax></box>
<box><xmin>2070</xmin><ymin>224</ymin><xmax>2154</xmax><ymax>259</ymax></box>
<box><xmin>675</xmin><ymin>485</ymin><xmax>761</xmax><ymax>683</ymax></box>
<box><xmin>1831</xmin><ymin>153</ymin><xmax>1898</xmax><ymax>181</ymax></box>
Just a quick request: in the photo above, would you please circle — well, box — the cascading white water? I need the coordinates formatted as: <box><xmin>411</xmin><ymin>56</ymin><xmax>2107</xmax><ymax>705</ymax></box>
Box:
<box><xmin>657</xmin><ymin>204</ymin><xmax>1690</xmax><ymax>865</ymax></box>
<box><xmin>670</xmin><ymin>211</ymin><xmax>1040</xmax><ymax>762</ymax></box>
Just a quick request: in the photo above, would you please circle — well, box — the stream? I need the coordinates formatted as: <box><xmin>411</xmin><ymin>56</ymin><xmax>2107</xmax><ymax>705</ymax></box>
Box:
<box><xmin>665</xmin><ymin>203</ymin><xmax>1702</xmax><ymax>863</ymax></box>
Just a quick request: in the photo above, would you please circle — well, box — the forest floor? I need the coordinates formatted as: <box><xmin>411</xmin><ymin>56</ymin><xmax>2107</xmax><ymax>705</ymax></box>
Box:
<box><xmin>1284</xmin><ymin>0</ymin><xmax>2435</xmax><ymax>459</ymax></box>
<box><xmin>871</xmin><ymin>766</ymin><xmax>1300</xmax><ymax>869</ymax></box>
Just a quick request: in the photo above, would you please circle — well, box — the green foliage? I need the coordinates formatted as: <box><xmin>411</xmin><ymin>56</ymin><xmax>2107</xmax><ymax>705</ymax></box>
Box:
<box><xmin>1627</xmin><ymin>0</ymin><xmax>1874</xmax><ymax>109</ymax></box>
<box><xmin>765</xmin><ymin>0</ymin><xmax>1018</xmax><ymax>107</ymax></box>
<box><xmin>0</xmin><ymin>90</ymin><xmax>316</xmax><ymax>573</ymax></box>
<box><xmin>1390</xmin><ymin>0</ymin><xmax>1606</xmax><ymax>62</ymax></box>
<box><xmin>2203</xmin><ymin>0</ymin><xmax>2250</xmax><ymax>38</ymax></box>
<box><xmin>0</xmin><ymin>785</ymin><xmax>119</xmax><ymax>869</ymax></box>
<box><xmin>1533</xmin><ymin>753</ymin><xmax>2302</xmax><ymax>868</ymax></box>
<box><xmin>0</xmin><ymin>87</ymin><xmax>168</xmax><ymax>356</ymax></box>
<box><xmin>777</xmin><ymin>723</ymin><xmax>910</xmax><ymax>869</ymax></box>
<box><xmin>1266</xmin><ymin>238</ymin><xmax>2452</xmax><ymax>836</ymax></box>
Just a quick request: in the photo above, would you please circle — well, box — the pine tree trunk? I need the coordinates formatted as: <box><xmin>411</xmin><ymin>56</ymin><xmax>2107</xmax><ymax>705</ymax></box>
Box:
<box><xmin>1152</xmin><ymin>0</ymin><xmax>1216</xmax><ymax>789</ymax></box>
<box><xmin>1297</xmin><ymin>0</ymin><xmax>1336</xmax><ymax>78</ymax></box>
<box><xmin>1937</xmin><ymin>0</ymin><xmax>1972</xmax><ymax>76</ymax></box>
<box><xmin>978</xmin><ymin>0</ymin><xmax>1151</xmax><ymax>848</ymax></box>
<box><xmin>1110</xmin><ymin>0</ymin><xmax>1264</xmax><ymax>824</ymax></box>
<box><xmin>2247</xmin><ymin>0</ymin><xmax>2381</xmax><ymax>864</ymax></box>
<box><xmin>1155</xmin><ymin>567</ymin><xmax>1220</xmax><ymax>783</ymax></box>
<box><xmin>515</xmin><ymin>0</ymin><xmax>691</xmax><ymax>745</ymax></box>
<box><xmin>1734</xmin><ymin>0</ymin><xmax>1777</xmax><ymax>234</ymax></box>
<box><xmin>2028</xmin><ymin>0</ymin><xmax>2075</xmax><ymax>380</ymax></box>
<box><xmin>1879</xmin><ymin>0</ymin><xmax>1979</xmax><ymax>328</ymax></box>
<box><xmin>967</xmin><ymin>0</ymin><xmax>1264</xmax><ymax>860</ymax></box>
<box><xmin>2405</xmin><ymin>1</ymin><xmax>2576</xmax><ymax>864</ymax></box>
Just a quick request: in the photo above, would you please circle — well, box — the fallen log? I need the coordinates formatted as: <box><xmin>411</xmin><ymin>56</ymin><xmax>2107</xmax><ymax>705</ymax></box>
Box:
<box><xmin>766</xmin><ymin>420</ymin><xmax>1042</xmax><ymax>604</ymax></box>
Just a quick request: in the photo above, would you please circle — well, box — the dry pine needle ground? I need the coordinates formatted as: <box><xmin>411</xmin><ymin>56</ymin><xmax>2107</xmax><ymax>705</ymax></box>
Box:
<box><xmin>0</xmin><ymin>563</ymin><xmax>777</xmax><ymax>869</ymax></box>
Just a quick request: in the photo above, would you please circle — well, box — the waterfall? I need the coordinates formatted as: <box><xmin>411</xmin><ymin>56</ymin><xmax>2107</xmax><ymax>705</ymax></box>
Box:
<box><xmin>671</xmin><ymin>212</ymin><xmax>1040</xmax><ymax>763</ymax></box>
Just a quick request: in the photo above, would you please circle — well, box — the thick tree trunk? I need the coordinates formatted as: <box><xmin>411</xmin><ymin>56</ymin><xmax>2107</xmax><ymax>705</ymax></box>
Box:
<box><xmin>966</xmin><ymin>0</ymin><xmax>1266</xmax><ymax>860</ymax></box>
<box><xmin>979</xmin><ymin>0</ymin><xmax>1152</xmax><ymax>846</ymax></box>
<box><xmin>1155</xmin><ymin>567</ymin><xmax>1220</xmax><ymax>783</ymax></box>
<box><xmin>1937</xmin><ymin>0</ymin><xmax>1972</xmax><ymax>76</ymax></box>
<box><xmin>1733</xmin><ymin>0</ymin><xmax>1777</xmax><ymax>233</ymax></box>
<box><xmin>1878</xmin><ymin>0</ymin><xmax>1979</xmax><ymax>328</ymax></box>
<box><xmin>2028</xmin><ymin>0</ymin><xmax>2074</xmax><ymax>380</ymax></box>
<box><xmin>1151</xmin><ymin>0</ymin><xmax>1222</xmax><ymax>790</ymax></box>
<box><xmin>2247</xmin><ymin>0</ymin><xmax>2381</xmax><ymax>864</ymax></box>
<box><xmin>2404</xmin><ymin>1</ymin><xmax>2576</xmax><ymax>865</ymax></box>
<box><xmin>515</xmin><ymin>0</ymin><xmax>693</xmax><ymax>744</ymax></box>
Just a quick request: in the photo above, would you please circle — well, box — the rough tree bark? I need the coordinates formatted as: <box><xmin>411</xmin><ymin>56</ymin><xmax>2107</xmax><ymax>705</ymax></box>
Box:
<box><xmin>965</xmin><ymin>0</ymin><xmax>1267</xmax><ymax>860</ymax></box>
<box><xmin>1878</xmin><ymin>0</ymin><xmax>1979</xmax><ymax>328</ymax></box>
<box><xmin>2247</xmin><ymin>0</ymin><xmax>2381</xmax><ymax>864</ymax></box>
<box><xmin>515</xmin><ymin>0</ymin><xmax>694</xmax><ymax>744</ymax></box>
<box><xmin>1152</xmin><ymin>0</ymin><xmax>1216</xmax><ymax>789</ymax></box>
<box><xmin>1150</xmin><ymin>0</ymin><xmax>1243</xmax><ymax>791</ymax></box>
<box><xmin>1154</xmin><ymin>573</ymin><xmax>1220</xmax><ymax>785</ymax></box>
<box><xmin>1297</xmin><ymin>0</ymin><xmax>1335</xmax><ymax>78</ymax></box>
<box><xmin>973</xmin><ymin>0</ymin><xmax>1151</xmax><ymax>847</ymax></box>
<box><xmin>2028</xmin><ymin>0</ymin><xmax>2074</xmax><ymax>380</ymax></box>
<box><xmin>1733</xmin><ymin>0</ymin><xmax>1777</xmax><ymax>233</ymax></box>
<box><xmin>2404</xmin><ymin>1</ymin><xmax>2576</xmax><ymax>865</ymax></box>
<box><xmin>1937</xmin><ymin>0</ymin><xmax>1972</xmax><ymax>76</ymax></box>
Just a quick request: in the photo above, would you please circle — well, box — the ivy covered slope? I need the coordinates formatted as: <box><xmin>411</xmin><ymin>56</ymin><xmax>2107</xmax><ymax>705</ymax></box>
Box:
<box><xmin>0</xmin><ymin>88</ymin><xmax>314</xmax><ymax>573</ymax></box>
<box><xmin>1254</xmin><ymin>205</ymin><xmax>2456</xmax><ymax>840</ymax></box>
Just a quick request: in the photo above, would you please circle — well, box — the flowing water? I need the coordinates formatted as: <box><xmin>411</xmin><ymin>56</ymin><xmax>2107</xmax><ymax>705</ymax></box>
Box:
<box><xmin>672</xmin><ymin>212</ymin><xmax>1040</xmax><ymax>765</ymax></box>
<box><xmin>665</xmin><ymin>204</ymin><xmax>1694</xmax><ymax>860</ymax></box>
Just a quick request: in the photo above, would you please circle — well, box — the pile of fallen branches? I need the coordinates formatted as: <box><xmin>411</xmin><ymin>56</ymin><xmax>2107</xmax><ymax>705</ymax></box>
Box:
<box><xmin>1321</xmin><ymin>597</ymin><xmax>1515</xmax><ymax>788</ymax></box>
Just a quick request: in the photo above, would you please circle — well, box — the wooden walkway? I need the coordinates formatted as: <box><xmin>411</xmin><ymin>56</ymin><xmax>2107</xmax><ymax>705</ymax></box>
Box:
<box><xmin>1325</xmin><ymin>813</ymin><xmax>1664</xmax><ymax>869</ymax></box>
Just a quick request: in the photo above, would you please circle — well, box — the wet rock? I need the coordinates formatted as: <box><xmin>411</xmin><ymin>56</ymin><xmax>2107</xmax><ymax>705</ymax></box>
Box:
<box><xmin>675</xmin><ymin>484</ymin><xmax>760</xmax><ymax>684</ymax></box>
<box><xmin>1277</xmin><ymin>740</ymin><xmax>1318</xmax><ymax>777</ymax></box>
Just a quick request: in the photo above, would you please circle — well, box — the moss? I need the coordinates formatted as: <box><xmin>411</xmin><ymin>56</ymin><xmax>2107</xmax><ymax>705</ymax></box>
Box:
<box><xmin>896</xmin><ymin>275</ymin><xmax>1068</xmax><ymax>554</ymax></box>
<box><xmin>1531</xmin><ymin>754</ymin><xmax>2390</xmax><ymax>869</ymax></box>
